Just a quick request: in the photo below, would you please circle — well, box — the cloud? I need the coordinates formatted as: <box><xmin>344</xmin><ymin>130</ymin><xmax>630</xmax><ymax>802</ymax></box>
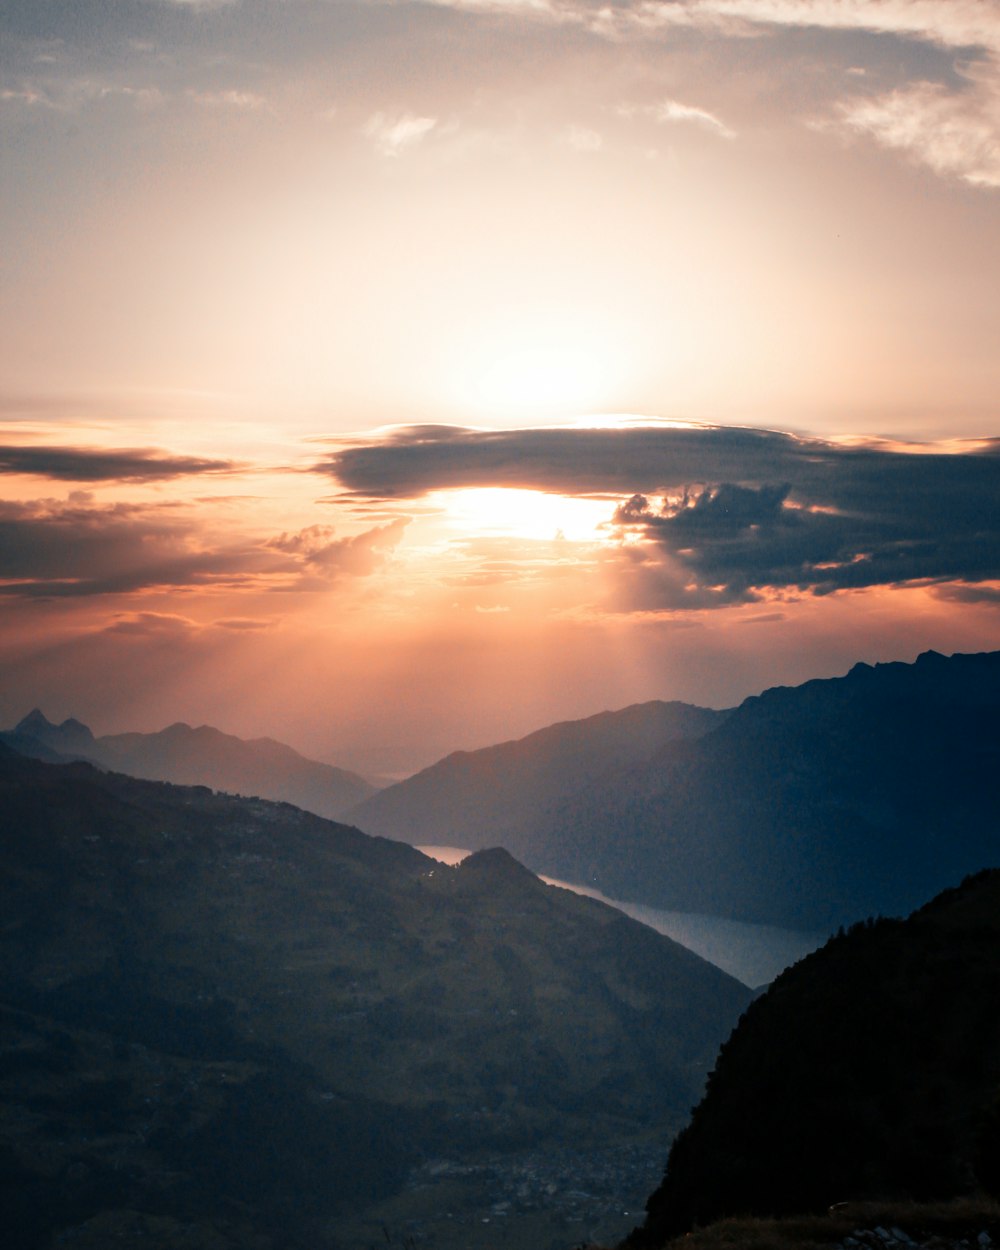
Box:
<box><xmin>932</xmin><ymin>582</ymin><xmax>1000</xmax><ymax>606</ymax></box>
<box><xmin>603</xmin><ymin>447</ymin><xmax>1000</xmax><ymax>607</ymax></box>
<box><xmin>650</xmin><ymin>98</ymin><xmax>737</xmax><ymax>139</ymax></box>
<box><xmin>0</xmin><ymin>445</ymin><xmax>237</xmax><ymax>482</ymax></box>
<box><xmin>317</xmin><ymin>422</ymin><xmax>1000</xmax><ymax>607</ymax></box>
<box><xmin>0</xmin><ymin>76</ymin><xmax>166</xmax><ymax>114</ymax></box>
<box><xmin>104</xmin><ymin>611</ymin><xmax>201</xmax><ymax>636</ymax></box>
<box><xmin>401</xmin><ymin>0</ymin><xmax>1000</xmax><ymax>186</ymax></box>
<box><xmin>103</xmin><ymin>612</ymin><xmax>276</xmax><ymax>635</ymax></box>
<box><xmin>739</xmin><ymin>611</ymin><xmax>787</xmax><ymax>624</ymax></box>
<box><xmin>212</xmin><ymin>616</ymin><xmax>276</xmax><ymax>631</ymax></box>
<box><xmin>0</xmin><ymin>87</ymin><xmax>49</xmax><ymax>107</ymax></box>
<box><xmin>629</xmin><ymin>3</ymin><xmax>1000</xmax><ymax>188</ymax></box>
<box><xmin>832</xmin><ymin>74</ymin><xmax>1000</xmax><ymax>187</ymax></box>
<box><xmin>618</xmin><ymin>1</ymin><xmax>1000</xmax><ymax>51</ymax></box>
<box><xmin>416</xmin><ymin>0</ymin><xmax>562</xmax><ymax>18</ymax></box>
<box><xmin>267</xmin><ymin>524</ymin><xmax>339</xmax><ymax>558</ymax></box>
<box><xmin>266</xmin><ymin>518</ymin><xmax>409</xmax><ymax>579</ymax></box>
<box><xmin>188</xmin><ymin>89</ymin><xmax>268</xmax><ymax>110</ymax></box>
<box><xmin>408</xmin><ymin>0</ymin><xmax>1000</xmax><ymax>51</ymax></box>
<box><xmin>614</xmin><ymin>482</ymin><xmax>793</xmax><ymax>534</ymax></box>
<box><xmin>8</xmin><ymin>0</ymin><xmax>998</xmax><ymax>194</ymax></box>
<box><xmin>317</xmin><ymin>422</ymin><xmax>825</xmax><ymax>496</ymax></box>
<box><xmin>363</xmin><ymin>111</ymin><xmax>438</xmax><ymax>156</ymax></box>
<box><xmin>0</xmin><ymin>497</ymin><xmax>271</xmax><ymax>599</ymax></box>
<box><xmin>0</xmin><ymin>491</ymin><xmax>414</xmax><ymax>600</ymax></box>
<box><xmin>565</xmin><ymin>125</ymin><xmax>604</xmax><ymax>151</ymax></box>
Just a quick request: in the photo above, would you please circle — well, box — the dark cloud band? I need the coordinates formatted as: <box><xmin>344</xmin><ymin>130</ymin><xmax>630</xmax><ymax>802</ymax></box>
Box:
<box><xmin>0</xmin><ymin>445</ymin><xmax>236</xmax><ymax>482</ymax></box>
<box><xmin>318</xmin><ymin>423</ymin><xmax>1000</xmax><ymax>606</ymax></box>
<box><xmin>319</xmin><ymin>424</ymin><xmax>829</xmax><ymax>498</ymax></box>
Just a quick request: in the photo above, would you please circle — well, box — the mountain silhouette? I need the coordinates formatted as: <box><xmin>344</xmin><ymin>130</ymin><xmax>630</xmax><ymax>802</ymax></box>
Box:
<box><xmin>354</xmin><ymin>650</ymin><xmax>1000</xmax><ymax>930</ymax></box>
<box><xmin>349</xmin><ymin>698</ymin><xmax>726</xmax><ymax>847</ymax></box>
<box><xmin>4</xmin><ymin>709</ymin><xmax>377</xmax><ymax>820</ymax></box>
<box><xmin>631</xmin><ymin>868</ymin><xmax>1000</xmax><ymax>1246</ymax></box>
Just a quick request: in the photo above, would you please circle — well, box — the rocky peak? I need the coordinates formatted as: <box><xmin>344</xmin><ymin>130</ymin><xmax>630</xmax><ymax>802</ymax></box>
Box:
<box><xmin>13</xmin><ymin>709</ymin><xmax>96</xmax><ymax>755</ymax></box>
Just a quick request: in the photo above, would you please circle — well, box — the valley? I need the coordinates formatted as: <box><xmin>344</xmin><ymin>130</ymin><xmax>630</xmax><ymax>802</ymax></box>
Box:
<box><xmin>7</xmin><ymin>0</ymin><xmax>1000</xmax><ymax>1243</ymax></box>
<box><xmin>3</xmin><ymin>649</ymin><xmax>999</xmax><ymax>1250</ymax></box>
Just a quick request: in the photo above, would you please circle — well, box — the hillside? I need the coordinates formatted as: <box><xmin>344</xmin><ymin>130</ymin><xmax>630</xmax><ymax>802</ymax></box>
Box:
<box><xmin>358</xmin><ymin>650</ymin><xmax>1000</xmax><ymax>930</ymax></box>
<box><xmin>628</xmin><ymin>868</ymin><xmax>1000</xmax><ymax>1248</ymax></box>
<box><xmin>349</xmin><ymin>699</ymin><xmax>727</xmax><ymax>847</ymax></box>
<box><xmin>0</xmin><ymin>746</ymin><xmax>750</xmax><ymax>1250</ymax></box>
<box><xmin>3</xmin><ymin>710</ymin><xmax>376</xmax><ymax>819</ymax></box>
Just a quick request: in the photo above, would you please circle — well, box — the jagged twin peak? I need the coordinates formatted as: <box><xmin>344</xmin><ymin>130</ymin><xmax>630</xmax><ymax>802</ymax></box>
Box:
<box><xmin>13</xmin><ymin>709</ymin><xmax>97</xmax><ymax>756</ymax></box>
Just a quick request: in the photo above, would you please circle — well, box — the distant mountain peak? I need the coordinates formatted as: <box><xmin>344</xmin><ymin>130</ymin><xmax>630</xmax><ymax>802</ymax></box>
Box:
<box><xmin>462</xmin><ymin>846</ymin><xmax>526</xmax><ymax>870</ymax></box>
<box><xmin>15</xmin><ymin>708</ymin><xmax>55</xmax><ymax>733</ymax></box>
<box><xmin>13</xmin><ymin>709</ymin><xmax>95</xmax><ymax>750</ymax></box>
<box><xmin>458</xmin><ymin>846</ymin><xmax>541</xmax><ymax>886</ymax></box>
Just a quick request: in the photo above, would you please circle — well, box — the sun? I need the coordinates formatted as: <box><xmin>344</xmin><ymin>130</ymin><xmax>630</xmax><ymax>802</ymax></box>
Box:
<box><xmin>470</xmin><ymin>345</ymin><xmax>607</xmax><ymax>415</ymax></box>
<box><xmin>443</xmin><ymin>312</ymin><xmax>628</xmax><ymax>419</ymax></box>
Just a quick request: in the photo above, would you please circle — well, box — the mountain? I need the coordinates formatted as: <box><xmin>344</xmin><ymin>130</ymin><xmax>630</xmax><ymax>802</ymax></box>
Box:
<box><xmin>356</xmin><ymin>650</ymin><xmax>1000</xmax><ymax>930</ymax></box>
<box><xmin>533</xmin><ymin>649</ymin><xmax>1000</xmax><ymax>929</ymax></box>
<box><xmin>4</xmin><ymin>710</ymin><xmax>377</xmax><ymax>819</ymax></box>
<box><xmin>0</xmin><ymin>747</ymin><xmax>750</xmax><ymax>1250</ymax></box>
<box><xmin>630</xmin><ymin>868</ymin><xmax>1000</xmax><ymax>1247</ymax></box>
<box><xmin>5</xmin><ymin>708</ymin><xmax>99</xmax><ymax>760</ymax></box>
<box><xmin>349</xmin><ymin>698</ymin><xmax>727</xmax><ymax>847</ymax></box>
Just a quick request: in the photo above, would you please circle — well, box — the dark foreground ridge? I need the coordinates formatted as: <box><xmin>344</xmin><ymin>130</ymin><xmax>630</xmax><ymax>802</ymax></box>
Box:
<box><xmin>628</xmin><ymin>868</ymin><xmax>1000</xmax><ymax>1248</ymax></box>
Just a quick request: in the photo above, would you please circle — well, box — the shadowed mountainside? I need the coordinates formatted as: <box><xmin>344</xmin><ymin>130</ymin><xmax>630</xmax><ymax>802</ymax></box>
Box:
<box><xmin>3</xmin><ymin>710</ymin><xmax>376</xmax><ymax>819</ymax></box>
<box><xmin>628</xmin><ymin>868</ymin><xmax>1000</xmax><ymax>1248</ymax></box>
<box><xmin>355</xmin><ymin>650</ymin><xmax>1000</xmax><ymax>930</ymax></box>
<box><xmin>349</xmin><ymin>699</ymin><xmax>727</xmax><ymax>848</ymax></box>
<box><xmin>0</xmin><ymin>745</ymin><xmax>750</xmax><ymax>1250</ymax></box>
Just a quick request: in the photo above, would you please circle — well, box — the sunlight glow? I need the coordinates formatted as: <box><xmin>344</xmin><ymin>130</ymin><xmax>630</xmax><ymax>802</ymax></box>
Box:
<box><xmin>444</xmin><ymin>312</ymin><xmax>630</xmax><ymax>420</ymax></box>
<box><xmin>431</xmin><ymin>487</ymin><xmax>612</xmax><ymax>543</ymax></box>
<box><xmin>470</xmin><ymin>345</ymin><xmax>606</xmax><ymax>414</ymax></box>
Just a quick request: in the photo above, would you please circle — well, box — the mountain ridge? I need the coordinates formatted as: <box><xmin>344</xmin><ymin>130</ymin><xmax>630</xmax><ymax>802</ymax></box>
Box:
<box><xmin>3</xmin><ymin>709</ymin><xmax>378</xmax><ymax>820</ymax></box>
<box><xmin>354</xmin><ymin>649</ymin><xmax>1000</xmax><ymax>930</ymax></box>
<box><xmin>349</xmin><ymin>697</ymin><xmax>728</xmax><ymax>845</ymax></box>
<box><xmin>630</xmin><ymin>866</ymin><xmax>1000</xmax><ymax>1247</ymax></box>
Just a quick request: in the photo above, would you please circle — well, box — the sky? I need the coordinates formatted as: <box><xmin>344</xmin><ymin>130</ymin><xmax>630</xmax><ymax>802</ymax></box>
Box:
<box><xmin>1</xmin><ymin>0</ymin><xmax>999</xmax><ymax>776</ymax></box>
